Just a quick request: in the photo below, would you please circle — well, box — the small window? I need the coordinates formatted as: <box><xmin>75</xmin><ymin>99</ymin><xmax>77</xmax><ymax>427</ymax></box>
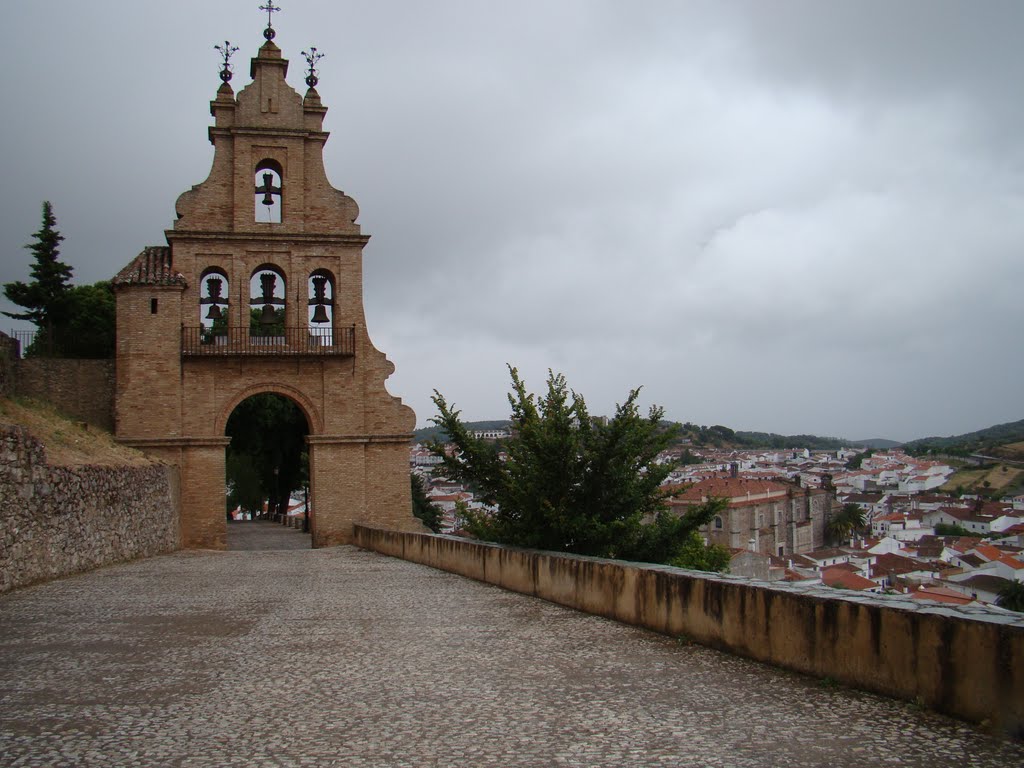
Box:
<box><xmin>714</xmin><ymin>516</ymin><xmax>723</xmax><ymax>530</ymax></box>
<box><xmin>150</xmin><ymin>298</ymin><xmax>158</xmax><ymax>314</ymax></box>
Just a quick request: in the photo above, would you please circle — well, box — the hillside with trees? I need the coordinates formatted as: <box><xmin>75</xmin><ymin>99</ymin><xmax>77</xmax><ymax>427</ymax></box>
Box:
<box><xmin>903</xmin><ymin>419</ymin><xmax>1024</xmax><ymax>457</ymax></box>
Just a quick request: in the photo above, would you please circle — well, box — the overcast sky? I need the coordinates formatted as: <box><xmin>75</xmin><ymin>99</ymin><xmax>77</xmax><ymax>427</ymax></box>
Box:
<box><xmin>2</xmin><ymin>1</ymin><xmax>1022</xmax><ymax>442</ymax></box>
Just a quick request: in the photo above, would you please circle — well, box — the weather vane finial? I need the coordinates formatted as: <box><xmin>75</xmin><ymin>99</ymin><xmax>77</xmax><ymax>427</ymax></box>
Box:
<box><xmin>214</xmin><ymin>41</ymin><xmax>240</xmax><ymax>83</ymax></box>
<box><xmin>259</xmin><ymin>2</ymin><xmax>281</xmax><ymax>40</ymax></box>
<box><xmin>301</xmin><ymin>47</ymin><xmax>324</xmax><ymax>88</ymax></box>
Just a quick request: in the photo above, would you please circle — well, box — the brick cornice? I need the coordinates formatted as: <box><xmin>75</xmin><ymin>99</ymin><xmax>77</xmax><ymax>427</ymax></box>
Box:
<box><xmin>117</xmin><ymin>437</ymin><xmax>231</xmax><ymax>449</ymax></box>
<box><xmin>165</xmin><ymin>230</ymin><xmax>370</xmax><ymax>247</ymax></box>
<box><xmin>307</xmin><ymin>434</ymin><xmax>414</xmax><ymax>445</ymax></box>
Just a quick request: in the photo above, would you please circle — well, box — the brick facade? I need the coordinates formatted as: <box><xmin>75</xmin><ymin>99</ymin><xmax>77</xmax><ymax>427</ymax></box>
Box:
<box><xmin>113</xmin><ymin>36</ymin><xmax>418</xmax><ymax>548</ymax></box>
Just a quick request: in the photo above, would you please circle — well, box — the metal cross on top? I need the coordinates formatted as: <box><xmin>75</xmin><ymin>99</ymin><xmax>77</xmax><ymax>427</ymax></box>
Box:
<box><xmin>259</xmin><ymin>2</ymin><xmax>281</xmax><ymax>40</ymax></box>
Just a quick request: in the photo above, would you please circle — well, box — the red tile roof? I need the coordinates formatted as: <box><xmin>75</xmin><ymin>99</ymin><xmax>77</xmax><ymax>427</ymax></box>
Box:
<box><xmin>113</xmin><ymin>246</ymin><xmax>186</xmax><ymax>287</ymax></box>
<box><xmin>911</xmin><ymin>586</ymin><xmax>974</xmax><ymax>605</ymax></box>
<box><xmin>822</xmin><ymin>568</ymin><xmax>878</xmax><ymax>591</ymax></box>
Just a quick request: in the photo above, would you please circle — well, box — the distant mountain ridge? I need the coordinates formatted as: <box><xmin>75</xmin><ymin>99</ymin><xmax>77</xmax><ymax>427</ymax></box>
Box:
<box><xmin>413</xmin><ymin>417</ymin><xmax>1024</xmax><ymax>454</ymax></box>
<box><xmin>902</xmin><ymin>418</ymin><xmax>1024</xmax><ymax>455</ymax></box>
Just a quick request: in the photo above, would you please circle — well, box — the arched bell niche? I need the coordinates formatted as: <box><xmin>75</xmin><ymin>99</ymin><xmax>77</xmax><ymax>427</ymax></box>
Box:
<box><xmin>199</xmin><ymin>267</ymin><xmax>230</xmax><ymax>330</ymax></box>
<box><xmin>254</xmin><ymin>159</ymin><xmax>283</xmax><ymax>223</ymax></box>
<box><xmin>307</xmin><ymin>268</ymin><xmax>335</xmax><ymax>345</ymax></box>
<box><xmin>249</xmin><ymin>264</ymin><xmax>287</xmax><ymax>334</ymax></box>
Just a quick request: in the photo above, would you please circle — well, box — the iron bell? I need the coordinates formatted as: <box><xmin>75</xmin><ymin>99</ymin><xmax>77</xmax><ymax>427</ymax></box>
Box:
<box><xmin>310</xmin><ymin>303</ymin><xmax>330</xmax><ymax>324</ymax></box>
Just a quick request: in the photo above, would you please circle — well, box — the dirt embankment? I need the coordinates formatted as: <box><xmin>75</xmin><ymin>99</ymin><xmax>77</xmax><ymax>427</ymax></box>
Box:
<box><xmin>0</xmin><ymin>397</ymin><xmax>154</xmax><ymax>467</ymax></box>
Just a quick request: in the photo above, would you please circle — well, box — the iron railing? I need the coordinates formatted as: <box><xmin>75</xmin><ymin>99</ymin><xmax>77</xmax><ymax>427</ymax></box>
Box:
<box><xmin>6</xmin><ymin>330</ymin><xmax>33</xmax><ymax>358</ymax></box>
<box><xmin>181</xmin><ymin>325</ymin><xmax>355</xmax><ymax>357</ymax></box>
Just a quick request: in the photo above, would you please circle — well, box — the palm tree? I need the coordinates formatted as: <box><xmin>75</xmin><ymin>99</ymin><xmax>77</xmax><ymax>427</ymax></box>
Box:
<box><xmin>996</xmin><ymin>581</ymin><xmax>1024</xmax><ymax>613</ymax></box>
<box><xmin>826</xmin><ymin>503</ymin><xmax>867</xmax><ymax>545</ymax></box>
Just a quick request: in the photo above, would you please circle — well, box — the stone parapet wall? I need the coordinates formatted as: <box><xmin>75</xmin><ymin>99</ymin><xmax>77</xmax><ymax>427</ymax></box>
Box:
<box><xmin>0</xmin><ymin>425</ymin><xmax>179</xmax><ymax>593</ymax></box>
<box><xmin>354</xmin><ymin>525</ymin><xmax>1024</xmax><ymax>738</ymax></box>
<box><xmin>13</xmin><ymin>358</ymin><xmax>115</xmax><ymax>431</ymax></box>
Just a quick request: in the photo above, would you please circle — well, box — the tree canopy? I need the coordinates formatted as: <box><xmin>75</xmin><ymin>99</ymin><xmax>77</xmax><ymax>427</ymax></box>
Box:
<box><xmin>826</xmin><ymin>502</ymin><xmax>867</xmax><ymax>544</ymax></box>
<box><xmin>429</xmin><ymin>366</ymin><xmax>725</xmax><ymax>569</ymax></box>
<box><xmin>996</xmin><ymin>580</ymin><xmax>1024</xmax><ymax>613</ymax></box>
<box><xmin>4</xmin><ymin>201</ymin><xmax>73</xmax><ymax>338</ymax></box>
<box><xmin>4</xmin><ymin>202</ymin><xmax>115</xmax><ymax>358</ymax></box>
<box><xmin>411</xmin><ymin>475</ymin><xmax>443</xmax><ymax>533</ymax></box>
<box><xmin>225</xmin><ymin>394</ymin><xmax>309</xmax><ymax>518</ymax></box>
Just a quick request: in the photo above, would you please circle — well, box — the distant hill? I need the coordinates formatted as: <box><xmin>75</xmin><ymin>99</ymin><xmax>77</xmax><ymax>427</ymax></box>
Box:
<box><xmin>903</xmin><ymin>418</ymin><xmax>1024</xmax><ymax>456</ymax></box>
<box><xmin>413</xmin><ymin>420</ymin><xmax>511</xmax><ymax>444</ymax></box>
<box><xmin>414</xmin><ymin>416</ymin><xmax>1024</xmax><ymax>457</ymax></box>
<box><xmin>849</xmin><ymin>438</ymin><xmax>903</xmax><ymax>450</ymax></box>
<box><xmin>733</xmin><ymin>431</ymin><xmax>849</xmax><ymax>450</ymax></box>
<box><xmin>415</xmin><ymin>420</ymin><xmax>860</xmax><ymax>451</ymax></box>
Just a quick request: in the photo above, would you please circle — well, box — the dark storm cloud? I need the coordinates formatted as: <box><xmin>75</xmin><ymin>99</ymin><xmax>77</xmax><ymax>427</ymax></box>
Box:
<box><xmin>2</xmin><ymin>1</ymin><xmax>1021</xmax><ymax>441</ymax></box>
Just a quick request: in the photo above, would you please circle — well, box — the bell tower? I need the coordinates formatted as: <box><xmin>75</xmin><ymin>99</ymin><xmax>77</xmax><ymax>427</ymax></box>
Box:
<box><xmin>113</xmin><ymin>15</ymin><xmax>419</xmax><ymax>548</ymax></box>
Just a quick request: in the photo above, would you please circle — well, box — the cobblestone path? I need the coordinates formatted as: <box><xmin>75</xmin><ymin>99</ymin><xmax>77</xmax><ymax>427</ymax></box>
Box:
<box><xmin>1</xmin><ymin>541</ymin><xmax>1022</xmax><ymax>767</ymax></box>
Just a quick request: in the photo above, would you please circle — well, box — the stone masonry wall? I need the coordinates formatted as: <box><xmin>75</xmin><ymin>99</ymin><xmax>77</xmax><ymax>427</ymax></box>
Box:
<box><xmin>355</xmin><ymin>524</ymin><xmax>1024</xmax><ymax>738</ymax></box>
<box><xmin>0</xmin><ymin>425</ymin><xmax>180</xmax><ymax>593</ymax></box>
<box><xmin>0</xmin><ymin>334</ymin><xmax>16</xmax><ymax>397</ymax></box>
<box><xmin>13</xmin><ymin>358</ymin><xmax>115</xmax><ymax>431</ymax></box>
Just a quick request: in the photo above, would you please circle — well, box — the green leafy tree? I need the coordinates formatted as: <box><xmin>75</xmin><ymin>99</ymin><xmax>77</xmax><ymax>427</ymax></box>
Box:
<box><xmin>225</xmin><ymin>394</ymin><xmax>308</xmax><ymax>519</ymax></box>
<box><xmin>429</xmin><ymin>367</ymin><xmax>719</xmax><ymax>566</ymax></box>
<box><xmin>627</xmin><ymin>496</ymin><xmax>730</xmax><ymax>570</ymax></box>
<box><xmin>59</xmin><ymin>281</ymin><xmax>116</xmax><ymax>358</ymax></box>
<box><xmin>996</xmin><ymin>580</ymin><xmax>1024</xmax><ymax>612</ymax></box>
<box><xmin>670</xmin><ymin>530</ymin><xmax>731</xmax><ymax>572</ymax></box>
<box><xmin>845</xmin><ymin>449</ymin><xmax>873</xmax><ymax>470</ymax></box>
<box><xmin>4</xmin><ymin>201</ymin><xmax>74</xmax><ymax>350</ymax></box>
<box><xmin>411</xmin><ymin>474</ymin><xmax>443</xmax><ymax>532</ymax></box>
<box><xmin>935</xmin><ymin>522</ymin><xmax>971</xmax><ymax>537</ymax></box>
<box><xmin>4</xmin><ymin>203</ymin><xmax>115</xmax><ymax>358</ymax></box>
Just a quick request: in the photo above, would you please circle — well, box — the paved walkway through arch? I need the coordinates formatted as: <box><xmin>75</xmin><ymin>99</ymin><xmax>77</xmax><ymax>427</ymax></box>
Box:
<box><xmin>227</xmin><ymin>519</ymin><xmax>312</xmax><ymax>550</ymax></box>
<box><xmin>1</xmin><ymin>544</ymin><xmax>1021</xmax><ymax>767</ymax></box>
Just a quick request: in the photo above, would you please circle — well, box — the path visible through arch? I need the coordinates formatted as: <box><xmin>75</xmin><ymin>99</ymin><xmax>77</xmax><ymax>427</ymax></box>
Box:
<box><xmin>1</xmin><ymin>543</ymin><xmax>1021</xmax><ymax>767</ymax></box>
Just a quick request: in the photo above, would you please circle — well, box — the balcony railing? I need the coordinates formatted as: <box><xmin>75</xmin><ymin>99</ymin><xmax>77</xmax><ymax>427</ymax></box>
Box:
<box><xmin>181</xmin><ymin>325</ymin><xmax>355</xmax><ymax>358</ymax></box>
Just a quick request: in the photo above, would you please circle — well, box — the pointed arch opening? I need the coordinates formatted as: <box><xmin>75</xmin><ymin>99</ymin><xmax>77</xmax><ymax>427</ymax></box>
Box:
<box><xmin>254</xmin><ymin>159</ymin><xmax>283</xmax><ymax>223</ymax></box>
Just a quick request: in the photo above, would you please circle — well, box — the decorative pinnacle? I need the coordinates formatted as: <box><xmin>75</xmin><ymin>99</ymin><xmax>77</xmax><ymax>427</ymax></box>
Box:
<box><xmin>302</xmin><ymin>47</ymin><xmax>324</xmax><ymax>88</ymax></box>
<box><xmin>259</xmin><ymin>2</ymin><xmax>281</xmax><ymax>40</ymax></box>
<box><xmin>214</xmin><ymin>41</ymin><xmax>240</xmax><ymax>83</ymax></box>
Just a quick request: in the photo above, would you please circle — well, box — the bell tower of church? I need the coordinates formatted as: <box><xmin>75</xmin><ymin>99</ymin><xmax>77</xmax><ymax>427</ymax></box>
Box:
<box><xmin>113</xmin><ymin>14</ymin><xmax>418</xmax><ymax>548</ymax></box>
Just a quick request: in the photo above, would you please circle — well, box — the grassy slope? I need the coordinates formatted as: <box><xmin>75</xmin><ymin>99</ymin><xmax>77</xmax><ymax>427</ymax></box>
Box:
<box><xmin>0</xmin><ymin>397</ymin><xmax>154</xmax><ymax>467</ymax></box>
<box><xmin>941</xmin><ymin>464</ymin><xmax>1024</xmax><ymax>495</ymax></box>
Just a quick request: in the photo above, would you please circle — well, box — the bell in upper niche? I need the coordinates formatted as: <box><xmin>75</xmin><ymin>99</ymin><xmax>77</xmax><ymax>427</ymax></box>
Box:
<box><xmin>206</xmin><ymin>303</ymin><xmax>223</xmax><ymax>321</ymax></box>
<box><xmin>259</xmin><ymin>172</ymin><xmax>279</xmax><ymax>207</ymax></box>
<box><xmin>261</xmin><ymin>173</ymin><xmax>275</xmax><ymax>207</ymax></box>
<box><xmin>259</xmin><ymin>304</ymin><xmax>278</xmax><ymax>326</ymax></box>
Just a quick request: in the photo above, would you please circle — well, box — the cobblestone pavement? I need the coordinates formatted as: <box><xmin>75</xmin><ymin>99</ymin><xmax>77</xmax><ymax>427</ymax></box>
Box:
<box><xmin>227</xmin><ymin>520</ymin><xmax>312</xmax><ymax>551</ymax></box>
<box><xmin>1</xmin><ymin>541</ymin><xmax>1022</xmax><ymax>768</ymax></box>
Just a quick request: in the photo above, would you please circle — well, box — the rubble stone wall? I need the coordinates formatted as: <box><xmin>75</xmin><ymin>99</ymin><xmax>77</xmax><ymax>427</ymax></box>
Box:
<box><xmin>12</xmin><ymin>358</ymin><xmax>115</xmax><ymax>431</ymax></box>
<box><xmin>0</xmin><ymin>333</ymin><xmax>18</xmax><ymax>396</ymax></box>
<box><xmin>0</xmin><ymin>425</ymin><xmax>179</xmax><ymax>593</ymax></box>
<box><xmin>355</xmin><ymin>524</ymin><xmax>1024</xmax><ymax>738</ymax></box>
